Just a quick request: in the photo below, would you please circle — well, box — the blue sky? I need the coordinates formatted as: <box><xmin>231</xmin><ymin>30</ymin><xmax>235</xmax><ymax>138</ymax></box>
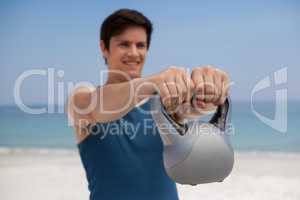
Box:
<box><xmin>0</xmin><ymin>0</ymin><xmax>299</xmax><ymax>105</ymax></box>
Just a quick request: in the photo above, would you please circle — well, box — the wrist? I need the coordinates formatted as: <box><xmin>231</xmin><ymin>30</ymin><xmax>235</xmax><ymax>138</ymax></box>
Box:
<box><xmin>131</xmin><ymin>77</ymin><xmax>157</xmax><ymax>103</ymax></box>
<box><xmin>143</xmin><ymin>74</ymin><xmax>162</xmax><ymax>94</ymax></box>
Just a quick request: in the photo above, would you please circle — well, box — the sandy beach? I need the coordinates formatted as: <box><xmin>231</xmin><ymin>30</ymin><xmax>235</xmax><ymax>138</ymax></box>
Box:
<box><xmin>0</xmin><ymin>148</ymin><xmax>299</xmax><ymax>200</ymax></box>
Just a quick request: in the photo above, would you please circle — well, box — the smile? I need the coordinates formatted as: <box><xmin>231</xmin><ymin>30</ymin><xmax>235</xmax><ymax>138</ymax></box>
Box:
<box><xmin>123</xmin><ymin>61</ymin><xmax>140</xmax><ymax>66</ymax></box>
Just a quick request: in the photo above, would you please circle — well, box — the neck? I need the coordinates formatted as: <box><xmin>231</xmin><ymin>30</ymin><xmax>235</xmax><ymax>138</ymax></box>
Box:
<box><xmin>106</xmin><ymin>72</ymin><xmax>133</xmax><ymax>84</ymax></box>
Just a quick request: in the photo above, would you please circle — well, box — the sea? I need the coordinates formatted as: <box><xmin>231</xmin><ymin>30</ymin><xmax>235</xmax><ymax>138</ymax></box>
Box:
<box><xmin>0</xmin><ymin>101</ymin><xmax>299</xmax><ymax>152</ymax></box>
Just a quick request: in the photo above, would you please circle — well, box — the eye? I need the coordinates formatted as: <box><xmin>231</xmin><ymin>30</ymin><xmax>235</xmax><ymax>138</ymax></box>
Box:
<box><xmin>119</xmin><ymin>42</ymin><xmax>129</xmax><ymax>48</ymax></box>
<box><xmin>137</xmin><ymin>42</ymin><xmax>146</xmax><ymax>49</ymax></box>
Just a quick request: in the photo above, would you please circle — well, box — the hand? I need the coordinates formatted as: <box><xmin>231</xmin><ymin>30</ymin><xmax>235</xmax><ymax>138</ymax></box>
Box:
<box><xmin>191</xmin><ymin>65</ymin><xmax>230</xmax><ymax>113</ymax></box>
<box><xmin>153</xmin><ymin>66</ymin><xmax>194</xmax><ymax>114</ymax></box>
<box><xmin>171</xmin><ymin>65</ymin><xmax>230</xmax><ymax>120</ymax></box>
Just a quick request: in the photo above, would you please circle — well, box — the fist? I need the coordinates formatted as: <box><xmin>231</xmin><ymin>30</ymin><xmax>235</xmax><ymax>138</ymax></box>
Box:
<box><xmin>191</xmin><ymin>65</ymin><xmax>230</xmax><ymax>110</ymax></box>
<box><xmin>154</xmin><ymin>66</ymin><xmax>194</xmax><ymax>113</ymax></box>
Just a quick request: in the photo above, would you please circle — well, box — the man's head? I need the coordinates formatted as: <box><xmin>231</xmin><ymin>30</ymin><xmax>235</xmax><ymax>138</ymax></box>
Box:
<box><xmin>100</xmin><ymin>9</ymin><xmax>153</xmax><ymax>81</ymax></box>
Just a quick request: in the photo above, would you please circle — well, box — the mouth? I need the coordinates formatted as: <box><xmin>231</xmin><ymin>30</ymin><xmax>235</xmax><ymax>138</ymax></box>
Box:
<box><xmin>122</xmin><ymin>60</ymin><xmax>141</xmax><ymax>68</ymax></box>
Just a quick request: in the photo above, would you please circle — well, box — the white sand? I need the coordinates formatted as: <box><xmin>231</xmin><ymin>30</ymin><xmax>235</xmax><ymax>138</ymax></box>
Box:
<box><xmin>0</xmin><ymin>148</ymin><xmax>299</xmax><ymax>200</ymax></box>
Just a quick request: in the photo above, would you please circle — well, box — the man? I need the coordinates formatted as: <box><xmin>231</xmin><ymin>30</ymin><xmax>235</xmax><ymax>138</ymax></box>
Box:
<box><xmin>68</xmin><ymin>8</ymin><xmax>230</xmax><ymax>200</ymax></box>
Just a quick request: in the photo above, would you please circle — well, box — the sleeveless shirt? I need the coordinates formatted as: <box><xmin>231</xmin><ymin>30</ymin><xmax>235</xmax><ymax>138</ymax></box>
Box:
<box><xmin>77</xmin><ymin>99</ymin><xmax>179</xmax><ymax>200</ymax></box>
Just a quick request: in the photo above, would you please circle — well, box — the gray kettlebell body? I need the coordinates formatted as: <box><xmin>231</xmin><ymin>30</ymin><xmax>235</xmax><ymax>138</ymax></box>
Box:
<box><xmin>151</xmin><ymin>96</ymin><xmax>234</xmax><ymax>185</ymax></box>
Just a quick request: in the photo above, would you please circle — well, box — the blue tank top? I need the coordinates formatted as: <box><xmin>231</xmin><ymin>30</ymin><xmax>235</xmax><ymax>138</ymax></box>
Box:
<box><xmin>78</xmin><ymin>99</ymin><xmax>179</xmax><ymax>200</ymax></box>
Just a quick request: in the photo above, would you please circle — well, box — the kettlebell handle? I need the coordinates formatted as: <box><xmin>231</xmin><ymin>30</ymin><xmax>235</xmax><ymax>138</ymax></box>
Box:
<box><xmin>160</xmin><ymin>97</ymin><xmax>231</xmax><ymax>135</ymax></box>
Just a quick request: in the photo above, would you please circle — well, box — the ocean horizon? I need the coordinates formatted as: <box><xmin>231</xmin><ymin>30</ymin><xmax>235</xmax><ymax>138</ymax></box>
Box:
<box><xmin>0</xmin><ymin>100</ymin><xmax>299</xmax><ymax>152</ymax></box>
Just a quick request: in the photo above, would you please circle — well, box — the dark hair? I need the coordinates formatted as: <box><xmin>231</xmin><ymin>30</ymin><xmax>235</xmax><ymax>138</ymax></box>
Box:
<box><xmin>100</xmin><ymin>9</ymin><xmax>153</xmax><ymax>50</ymax></box>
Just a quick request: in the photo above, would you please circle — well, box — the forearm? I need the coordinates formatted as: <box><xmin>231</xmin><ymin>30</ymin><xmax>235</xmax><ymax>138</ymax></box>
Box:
<box><xmin>89</xmin><ymin>76</ymin><xmax>157</xmax><ymax>123</ymax></box>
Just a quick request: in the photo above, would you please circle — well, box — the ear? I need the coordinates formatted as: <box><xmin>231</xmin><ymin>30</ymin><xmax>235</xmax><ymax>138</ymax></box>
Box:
<box><xmin>100</xmin><ymin>40</ymin><xmax>109</xmax><ymax>58</ymax></box>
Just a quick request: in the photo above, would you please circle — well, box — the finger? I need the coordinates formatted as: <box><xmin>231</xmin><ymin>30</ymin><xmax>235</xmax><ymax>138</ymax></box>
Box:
<box><xmin>160</xmin><ymin>83</ymin><xmax>172</xmax><ymax>109</ymax></box>
<box><xmin>191</xmin><ymin>70</ymin><xmax>205</xmax><ymax>103</ymax></box>
<box><xmin>203</xmin><ymin>73</ymin><xmax>215</xmax><ymax>103</ymax></box>
<box><xmin>165</xmin><ymin>78</ymin><xmax>179</xmax><ymax>112</ymax></box>
<box><xmin>218</xmin><ymin>73</ymin><xmax>230</xmax><ymax>105</ymax></box>
<box><xmin>218</xmin><ymin>81</ymin><xmax>226</xmax><ymax>105</ymax></box>
<box><xmin>178</xmin><ymin>67</ymin><xmax>193</xmax><ymax>102</ymax></box>
<box><xmin>198</xmin><ymin>102</ymin><xmax>218</xmax><ymax>114</ymax></box>
<box><xmin>224</xmin><ymin>74</ymin><xmax>231</xmax><ymax>97</ymax></box>
<box><xmin>175</xmin><ymin>71</ymin><xmax>187</xmax><ymax>105</ymax></box>
<box><xmin>212</xmin><ymin>70</ymin><xmax>222</xmax><ymax>105</ymax></box>
<box><xmin>183</xmin><ymin>71</ymin><xmax>195</xmax><ymax>103</ymax></box>
<box><xmin>195</xmin><ymin>78</ymin><xmax>206</xmax><ymax>110</ymax></box>
<box><xmin>194</xmin><ymin>99</ymin><xmax>206</xmax><ymax>111</ymax></box>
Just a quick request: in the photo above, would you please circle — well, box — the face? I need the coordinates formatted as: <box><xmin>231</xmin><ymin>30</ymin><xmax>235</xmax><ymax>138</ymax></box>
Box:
<box><xmin>101</xmin><ymin>26</ymin><xmax>148</xmax><ymax>81</ymax></box>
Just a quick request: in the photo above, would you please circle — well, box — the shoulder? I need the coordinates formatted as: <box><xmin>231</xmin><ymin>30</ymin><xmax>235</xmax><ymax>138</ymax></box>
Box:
<box><xmin>66</xmin><ymin>85</ymin><xmax>98</xmax><ymax>143</ymax></box>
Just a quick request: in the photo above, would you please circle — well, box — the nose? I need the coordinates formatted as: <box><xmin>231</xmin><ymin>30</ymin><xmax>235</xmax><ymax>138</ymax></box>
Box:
<box><xmin>128</xmin><ymin>44</ymin><xmax>139</xmax><ymax>57</ymax></box>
